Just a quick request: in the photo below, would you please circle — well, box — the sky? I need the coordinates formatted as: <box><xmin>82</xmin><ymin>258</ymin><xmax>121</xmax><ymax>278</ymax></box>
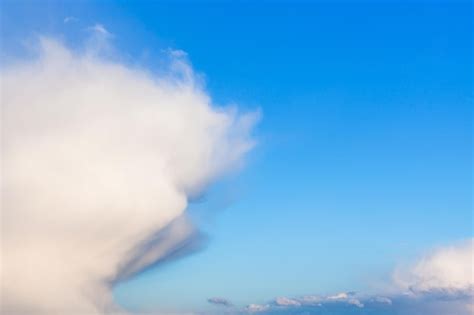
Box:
<box><xmin>1</xmin><ymin>1</ymin><xmax>472</xmax><ymax>315</ymax></box>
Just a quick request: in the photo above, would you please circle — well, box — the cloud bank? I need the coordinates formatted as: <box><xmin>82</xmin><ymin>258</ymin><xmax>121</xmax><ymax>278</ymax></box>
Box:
<box><xmin>1</xmin><ymin>36</ymin><xmax>258</xmax><ymax>314</ymax></box>
<box><xmin>221</xmin><ymin>239</ymin><xmax>474</xmax><ymax>315</ymax></box>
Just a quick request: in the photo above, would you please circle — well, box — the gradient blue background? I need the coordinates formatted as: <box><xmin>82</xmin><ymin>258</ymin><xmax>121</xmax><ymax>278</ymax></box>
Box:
<box><xmin>1</xmin><ymin>1</ymin><xmax>472</xmax><ymax>313</ymax></box>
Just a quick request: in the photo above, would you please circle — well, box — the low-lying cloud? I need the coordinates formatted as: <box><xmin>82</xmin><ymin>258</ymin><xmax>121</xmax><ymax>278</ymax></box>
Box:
<box><xmin>207</xmin><ymin>297</ymin><xmax>233</xmax><ymax>307</ymax></box>
<box><xmin>1</xmin><ymin>35</ymin><xmax>258</xmax><ymax>315</ymax></box>
<box><xmin>225</xmin><ymin>239</ymin><xmax>474</xmax><ymax>315</ymax></box>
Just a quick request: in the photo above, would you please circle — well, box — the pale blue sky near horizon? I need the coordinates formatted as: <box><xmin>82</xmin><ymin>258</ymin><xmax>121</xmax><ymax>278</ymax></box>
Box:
<box><xmin>1</xmin><ymin>1</ymin><xmax>472</xmax><ymax>313</ymax></box>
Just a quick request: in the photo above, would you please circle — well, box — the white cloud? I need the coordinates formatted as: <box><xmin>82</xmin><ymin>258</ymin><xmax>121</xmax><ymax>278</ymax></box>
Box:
<box><xmin>393</xmin><ymin>238</ymin><xmax>474</xmax><ymax>295</ymax></box>
<box><xmin>326</xmin><ymin>292</ymin><xmax>349</xmax><ymax>301</ymax></box>
<box><xmin>347</xmin><ymin>298</ymin><xmax>364</xmax><ymax>308</ymax></box>
<box><xmin>0</xmin><ymin>37</ymin><xmax>258</xmax><ymax>314</ymax></box>
<box><xmin>64</xmin><ymin>16</ymin><xmax>79</xmax><ymax>24</ymax></box>
<box><xmin>88</xmin><ymin>23</ymin><xmax>112</xmax><ymax>36</ymax></box>
<box><xmin>245</xmin><ymin>304</ymin><xmax>270</xmax><ymax>313</ymax></box>
<box><xmin>274</xmin><ymin>297</ymin><xmax>301</xmax><ymax>306</ymax></box>
<box><xmin>261</xmin><ymin>292</ymin><xmax>365</xmax><ymax>310</ymax></box>
<box><xmin>373</xmin><ymin>296</ymin><xmax>392</xmax><ymax>305</ymax></box>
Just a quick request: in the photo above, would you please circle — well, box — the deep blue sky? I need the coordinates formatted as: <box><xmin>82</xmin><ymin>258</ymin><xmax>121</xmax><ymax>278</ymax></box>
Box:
<box><xmin>1</xmin><ymin>1</ymin><xmax>472</xmax><ymax>313</ymax></box>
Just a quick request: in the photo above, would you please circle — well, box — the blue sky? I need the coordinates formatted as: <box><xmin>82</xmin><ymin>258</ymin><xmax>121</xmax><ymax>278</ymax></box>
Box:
<box><xmin>1</xmin><ymin>1</ymin><xmax>472</xmax><ymax>314</ymax></box>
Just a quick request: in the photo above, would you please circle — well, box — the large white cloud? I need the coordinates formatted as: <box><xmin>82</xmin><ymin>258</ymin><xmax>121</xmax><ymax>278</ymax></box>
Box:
<box><xmin>0</xmin><ymin>36</ymin><xmax>258</xmax><ymax>314</ymax></box>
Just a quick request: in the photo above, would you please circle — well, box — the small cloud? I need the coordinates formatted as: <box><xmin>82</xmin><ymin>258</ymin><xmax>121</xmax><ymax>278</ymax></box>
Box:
<box><xmin>161</xmin><ymin>48</ymin><xmax>188</xmax><ymax>58</ymax></box>
<box><xmin>169</xmin><ymin>49</ymin><xmax>187</xmax><ymax>58</ymax></box>
<box><xmin>326</xmin><ymin>292</ymin><xmax>349</xmax><ymax>301</ymax></box>
<box><xmin>246</xmin><ymin>304</ymin><xmax>270</xmax><ymax>313</ymax></box>
<box><xmin>299</xmin><ymin>295</ymin><xmax>323</xmax><ymax>304</ymax></box>
<box><xmin>374</xmin><ymin>296</ymin><xmax>393</xmax><ymax>305</ymax></box>
<box><xmin>63</xmin><ymin>16</ymin><xmax>79</xmax><ymax>24</ymax></box>
<box><xmin>348</xmin><ymin>298</ymin><xmax>364</xmax><ymax>308</ymax></box>
<box><xmin>274</xmin><ymin>296</ymin><xmax>301</xmax><ymax>306</ymax></box>
<box><xmin>87</xmin><ymin>23</ymin><xmax>112</xmax><ymax>37</ymax></box>
<box><xmin>207</xmin><ymin>297</ymin><xmax>233</xmax><ymax>307</ymax></box>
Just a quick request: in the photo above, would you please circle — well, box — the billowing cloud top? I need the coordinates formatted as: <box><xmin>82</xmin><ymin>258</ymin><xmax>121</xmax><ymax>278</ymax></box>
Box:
<box><xmin>1</xmin><ymin>37</ymin><xmax>258</xmax><ymax>315</ymax></box>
